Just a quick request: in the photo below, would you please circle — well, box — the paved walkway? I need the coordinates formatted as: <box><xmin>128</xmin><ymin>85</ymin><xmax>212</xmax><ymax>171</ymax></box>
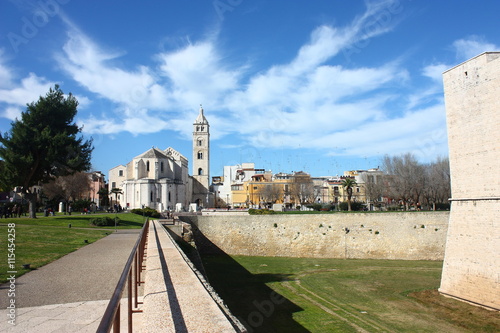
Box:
<box><xmin>0</xmin><ymin>229</ymin><xmax>142</xmax><ymax>332</ymax></box>
<box><xmin>142</xmin><ymin>220</ymin><xmax>241</xmax><ymax>332</ymax></box>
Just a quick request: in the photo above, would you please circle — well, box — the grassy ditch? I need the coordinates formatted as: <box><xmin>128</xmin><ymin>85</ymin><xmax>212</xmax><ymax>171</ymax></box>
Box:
<box><xmin>201</xmin><ymin>255</ymin><xmax>499</xmax><ymax>332</ymax></box>
<box><xmin>0</xmin><ymin>213</ymin><xmax>146</xmax><ymax>283</ymax></box>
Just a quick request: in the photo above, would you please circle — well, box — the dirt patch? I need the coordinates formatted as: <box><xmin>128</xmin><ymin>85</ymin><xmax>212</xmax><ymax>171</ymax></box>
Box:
<box><xmin>409</xmin><ymin>289</ymin><xmax>500</xmax><ymax>333</ymax></box>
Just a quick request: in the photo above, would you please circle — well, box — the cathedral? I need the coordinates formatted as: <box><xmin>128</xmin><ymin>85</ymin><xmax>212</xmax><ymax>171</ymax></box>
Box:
<box><xmin>108</xmin><ymin>106</ymin><xmax>212</xmax><ymax>211</ymax></box>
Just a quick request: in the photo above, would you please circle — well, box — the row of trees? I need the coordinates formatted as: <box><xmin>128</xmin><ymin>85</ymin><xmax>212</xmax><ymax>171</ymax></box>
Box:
<box><xmin>365</xmin><ymin>154</ymin><xmax>451</xmax><ymax>211</ymax></box>
<box><xmin>248</xmin><ymin>154</ymin><xmax>450</xmax><ymax>212</ymax></box>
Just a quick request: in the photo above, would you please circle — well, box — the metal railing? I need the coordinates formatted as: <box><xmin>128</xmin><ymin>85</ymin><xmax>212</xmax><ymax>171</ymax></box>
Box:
<box><xmin>97</xmin><ymin>218</ymin><xmax>149</xmax><ymax>333</ymax></box>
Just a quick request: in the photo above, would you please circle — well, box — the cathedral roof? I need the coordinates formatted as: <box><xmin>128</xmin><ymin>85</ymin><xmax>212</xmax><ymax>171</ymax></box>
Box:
<box><xmin>194</xmin><ymin>105</ymin><xmax>209</xmax><ymax>125</ymax></box>
<box><xmin>135</xmin><ymin>147</ymin><xmax>169</xmax><ymax>159</ymax></box>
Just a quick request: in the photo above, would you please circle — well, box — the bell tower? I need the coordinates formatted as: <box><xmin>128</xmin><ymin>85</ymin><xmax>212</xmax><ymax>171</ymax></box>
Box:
<box><xmin>192</xmin><ymin>105</ymin><xmax>210</xmax><ymax>206</ymax></box>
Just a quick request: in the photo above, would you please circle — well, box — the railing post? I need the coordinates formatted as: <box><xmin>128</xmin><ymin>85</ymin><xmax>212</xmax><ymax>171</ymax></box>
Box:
<box><xmin>128</xmin><ymin>269</ymin><xmax>133</xmax><ymax>333</ymax></box>
<box><xmin>113</xmin><ymin>304</ymin><xmax>120</xmax><ymax>333</ymax></box>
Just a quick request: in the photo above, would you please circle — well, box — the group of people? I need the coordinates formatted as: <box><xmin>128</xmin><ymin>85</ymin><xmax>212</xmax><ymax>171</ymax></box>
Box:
<box><xmin>0</xmin><ymin>204</ymin><xmax>23</xmax><ymax>218</ymax></box>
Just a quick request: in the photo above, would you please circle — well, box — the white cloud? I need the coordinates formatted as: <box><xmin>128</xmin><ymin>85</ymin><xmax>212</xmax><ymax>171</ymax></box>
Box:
<box><xmin>1</xmin><ymin>106</ymin><xmax>23</xmax><ymax>121</ymax></box>
<box><xmin>80</xmin><ymin>110</ymin><xmax>169</xmax><ymax>135</ymax></box>
<box><xmin>0</xmin><ymin>73</ymin><xmax>54</xmax><ymax>106</ymax></box>
<box><xmin>157</xmin><ymin>41</ymin><xmax>240</xmax><ymax>98</ymax></box>
<box><xmin>421</xmin><ymin>64</ymin><xmax>448</xmax><ymax>82</ymax></box>
<box><xmin>57</xmin><ymin>29</ymin><xmax>170</xmax><ymax>111</ymax></box>
<box><xmin>0</xmin><ymin>49</ymin><xmax>14</xmax><ymax>89</ymax></box>
<box><xmin>453</xmin><ymin>35</ymin><xmax>499</xmax><ymax>61</ymax></box>
<box><xmin>6</xmin><ymin>0</ymin><xmax>448</xmax><ymax>164</ymax></box>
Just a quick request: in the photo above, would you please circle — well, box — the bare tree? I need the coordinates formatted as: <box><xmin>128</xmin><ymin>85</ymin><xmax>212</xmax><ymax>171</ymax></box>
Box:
<box><xmin>382</xmin><ymin>153</ymin><xmax>425</xmax><ymax>210</ymax></box>
<box><xmin>289</xmin><ymin>172</ymin><xmax>315</xmax><ymax>206</ymax></box>
<box><xmin>382</xmin><ymin>154</ymin><xmax>450</xmax><ymax>211</ymax></box>
<box><xmin>361</xmin><ymin>173</ymin><xmax>385</xmax><ymax>208</ymax></box>
<box><xmin>422</xmin><ymin>157</ymin><xmax>451</xmax><ymax>210</ymax></box>
<box><xmin>43</xmin><ymin>172</ymin><xmax>91</xmax><ymax>212</ymax></box>
<box><xmin>260</xmin><ymin>183</ymin><xmax>282</xmax><ymax>205</ymax></box>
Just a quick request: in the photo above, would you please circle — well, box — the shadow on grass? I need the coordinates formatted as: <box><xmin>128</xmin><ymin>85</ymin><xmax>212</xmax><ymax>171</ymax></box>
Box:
<box><xmin>192</xmin><ymin>226</ymin><xmax>309</xmax><ymax>333</ymax></box>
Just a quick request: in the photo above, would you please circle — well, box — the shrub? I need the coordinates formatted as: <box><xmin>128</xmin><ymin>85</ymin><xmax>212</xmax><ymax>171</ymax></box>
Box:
<box><xmin>130</xmin><ymin>207</ymin><xmax>161</xmax><ymax>218</ymax></box>
<box><xmin>434</xmin><ymin>203</ymin><xmax>450</xmax><ymax>210</ymax></box>
<box><xmin>72</xmin><ymin>199</ymin><xmax>93</xmax><ymax>212</ymax></box>
<box><xmin>339</xmin><ymin>201</ymin><xmax>364</xmax><ymax>211</ymax></box>
<box><xmin>91</xmin><ymin>216</ymin><xmax>120</xmax><ymax>226</ymax></box>
<box><xmin>307</xmin><ymin>203</ymin><xmax>323</xmax><ymax>211</ymax></box>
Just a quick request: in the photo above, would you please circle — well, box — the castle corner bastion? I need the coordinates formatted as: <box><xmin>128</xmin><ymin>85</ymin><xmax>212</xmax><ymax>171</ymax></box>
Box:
<box><xmin>439</xmin><ymin>52</ymin><xmax>500</xmax><ymax>311</ymax></box>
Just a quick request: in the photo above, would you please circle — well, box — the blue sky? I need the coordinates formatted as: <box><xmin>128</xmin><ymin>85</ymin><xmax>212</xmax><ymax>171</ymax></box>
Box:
<box><xmin>0</xmin><ymin>0</ymin><xmax>499</xmax><ymax>179</ymax></box>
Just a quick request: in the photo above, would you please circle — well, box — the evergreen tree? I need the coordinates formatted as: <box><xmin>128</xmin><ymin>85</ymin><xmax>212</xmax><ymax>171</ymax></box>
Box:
<box><xmin>0</xmin><ymin>85</ymin><xmax>93</xmax><ymax>218</ymax></box>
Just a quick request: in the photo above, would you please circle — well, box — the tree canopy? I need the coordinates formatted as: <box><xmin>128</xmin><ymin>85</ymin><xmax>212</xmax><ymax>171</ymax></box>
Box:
<box><xmin>0</xmin><ymin>85</ymin><xmax>93</xmax><ymax>217</ymax></box>
<box><xmin>341</xmin><ymin>177</ymin><xmax>357</xmax><ymax>211</ymax></box>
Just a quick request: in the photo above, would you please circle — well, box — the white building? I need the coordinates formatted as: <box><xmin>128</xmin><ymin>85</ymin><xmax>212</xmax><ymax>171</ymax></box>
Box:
<box><xmin>108</xmin><ymin>106</ymin><xmax>211</xmax><ymax>212</ymax></box>
<box><xmin>211</xmin><ymin>163</ymin><xmax>265</xmax><ymax>207</ymax></box>
<box><xmin>109</xmin><ymin>147</ymin><xmax>189</xmax><ymax>211</ymax></box>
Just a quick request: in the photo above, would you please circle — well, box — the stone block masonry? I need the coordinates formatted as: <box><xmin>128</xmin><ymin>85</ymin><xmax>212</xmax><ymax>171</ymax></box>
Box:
<box><xmin>182</xmin><ymin>212</ymin><xmax>449</xmax><ymax>260</ymax></box>
<box><xmin>439</xmin><ymin>52</ymin><xmax>500</xmax><ymax>311</ymax></box>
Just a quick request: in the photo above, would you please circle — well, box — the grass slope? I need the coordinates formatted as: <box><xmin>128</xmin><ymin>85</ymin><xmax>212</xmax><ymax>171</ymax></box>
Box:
<box><xmin>201</xmin><ymin>255</ymin><xmax>500</xmax><ymax>333</ymax></box>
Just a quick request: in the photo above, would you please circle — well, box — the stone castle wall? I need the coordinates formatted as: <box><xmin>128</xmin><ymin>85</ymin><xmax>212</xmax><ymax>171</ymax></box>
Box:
<box><xmin>439</xmin><ymin>52</ymin><xmax>500</xmax><ymax>311</ymax></box>
<box><xmin>181</xmin><ymin>212</ymin><xmax>449</xmax><ymax>260</ymax></box>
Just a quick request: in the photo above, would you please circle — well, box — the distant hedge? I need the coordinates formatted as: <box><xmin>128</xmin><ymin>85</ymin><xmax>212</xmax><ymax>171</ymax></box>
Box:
<box><xmin>248</xmin><ymin>209</ymin><xmax>276</xmax><ymax>215</ymax></box>
<box><xmin>130</xmin><ymin>207</ymin><xmax>161</xmax><ymax>218</ymax></box>
<box><xmin>91</xmin><ymin>216</ymin><xmax>120</xmax><ymax>226</ymax></box>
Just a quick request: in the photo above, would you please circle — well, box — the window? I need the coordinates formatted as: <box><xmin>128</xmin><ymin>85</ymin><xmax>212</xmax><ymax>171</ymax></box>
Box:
<box><xmin>146</xmin><ymin>161</ymin><xmax>150</xmax><ymax>172</ymax></box>
<box><xmin>119</xmin><ymin>170</ymin><xmax>123</xmax><ymax>177</ymax></box>
<box><xmin>111</xmin><ymin>182</ymin><xmax>116</xmax><ymax>189</ymax></box>
<box><xmin>197</xmin><ymin>152</ymin><xmax>203</xmax><ymax>159</ymax></box>
<box><xmin>356</xmin><ymin>187</ymin><xmax>360</xmax><ymax>193</ymax></box>
<box><xmin>150</xmin><ymin>191</ymin><xmax>153</xmax><ymax>201</ymax></box>
<box><xmin>168</xmin><ymin>191</ymin><xmax>171</xmax><ymax>202</ymax></box>
<box><xmin>160</xmin><ymin>162</ymin><xmax>164</xmax><ymax>172</ymax></box>
<box><xmin>198</xmin><ymin>168</ymin><xmax>203</xmax><ymax>175</ymax></box>
<box><xmin>197</xmin><ymin>139</ymin><xmax>203</xmax><ymax>146</ymax></box>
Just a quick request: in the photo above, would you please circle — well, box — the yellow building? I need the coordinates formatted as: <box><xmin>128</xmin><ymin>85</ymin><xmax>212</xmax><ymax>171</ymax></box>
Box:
<box><xmin>232</xmin><ymin>171</ymin><xmax>316</xmax><ymax>209</ymax></box>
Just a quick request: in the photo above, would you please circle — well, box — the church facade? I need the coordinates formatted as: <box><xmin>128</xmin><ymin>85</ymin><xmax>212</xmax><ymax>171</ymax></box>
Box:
<box><xmin>108</xmin><ymin>106</ymin><xmax>211</xmax><ymax>211</ymax></box>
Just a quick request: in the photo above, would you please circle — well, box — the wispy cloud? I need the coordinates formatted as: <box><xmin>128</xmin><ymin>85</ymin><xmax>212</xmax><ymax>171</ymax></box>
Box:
<box><xmin>0</xmin><ymin>52</ymin><xmax>55</xmax><ymax>120</ymax></box>
<box><xmin>453</xmin><ymin>35</ymin><xmax>499</xmax><ymax>61</ymax></box>
<box><xmin>0</xmin><ymin>50</ymin><xmax>14</xmax><ymax>89</ymax></box>
<box><xmin>58</xmin><ymin>29</ymin><xmax>170</xmax><ymax>111</ymax></box>
<box><xmin>49</xmin><ymin>0</ymin><xmax>448</xmax><ymax>161</ymax></box>
<box><xmin>4</xmin><ymin>0</ymin><xmax>490</xmax><ymax>164</ymax></box>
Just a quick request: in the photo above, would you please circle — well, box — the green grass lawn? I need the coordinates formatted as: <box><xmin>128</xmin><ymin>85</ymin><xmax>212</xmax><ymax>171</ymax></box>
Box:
<box><xmin>0</xmin><ymin>213</ymin><xmax>146</xmax><ymax>283</ymax></box>
<box><xmin>201</xmin><ymin>255</ymin><xmax>500</xmax><ymax>333</ymax></box>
